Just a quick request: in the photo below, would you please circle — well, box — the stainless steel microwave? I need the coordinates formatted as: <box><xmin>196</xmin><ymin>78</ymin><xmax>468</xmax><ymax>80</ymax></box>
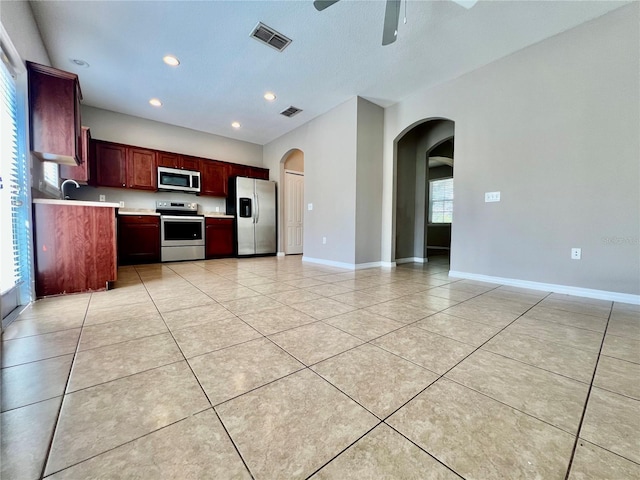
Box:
<box><xmin>157</xmin><ymin>166</ymin><xmax>201</xmax><ymax>194</ymax></box>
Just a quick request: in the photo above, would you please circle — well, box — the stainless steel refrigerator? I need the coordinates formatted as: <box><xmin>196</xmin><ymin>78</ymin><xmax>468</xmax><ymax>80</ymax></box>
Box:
<box><xmin>227</xmin><ymin>177</ymin><xmax>277</xmax><ymax>256</ymax></box>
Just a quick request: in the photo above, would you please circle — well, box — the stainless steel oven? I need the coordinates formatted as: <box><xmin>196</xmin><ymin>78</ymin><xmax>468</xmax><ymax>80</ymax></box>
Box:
<box><xmin>156</xmin><ymin>201</ymin><xmax>205</xmax><ymax>262</ymax></box>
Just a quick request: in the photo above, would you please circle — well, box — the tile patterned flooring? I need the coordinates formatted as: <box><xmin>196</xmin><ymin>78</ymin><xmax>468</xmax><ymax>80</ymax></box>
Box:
<box><xmin>1</xmin><ymin>255</ymin><xmax>639</xmax><ymax>479</ymax></box>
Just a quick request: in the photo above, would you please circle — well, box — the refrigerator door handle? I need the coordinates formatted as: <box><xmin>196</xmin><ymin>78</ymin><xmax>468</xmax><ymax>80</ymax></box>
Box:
<box><xmin>254</xmin><ymin>192</ymin><xmax>260</xmax><ymax>224</ymax></box>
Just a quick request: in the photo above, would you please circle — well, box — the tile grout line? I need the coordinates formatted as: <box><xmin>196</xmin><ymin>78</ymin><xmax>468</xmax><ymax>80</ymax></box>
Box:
<box><xmin>38</xmin><ymin>292</ymin><xmax>93</xmax><ymax>480</ymax></box>
<box><xmin>562</xmin><ymin>302</ymin><xmax>614</xmax><ymax>480</ymax></box>
<box><xmin>137</xmin><ymin>264</ymin><xmax>257</xmax><ymax>480</ymax></box>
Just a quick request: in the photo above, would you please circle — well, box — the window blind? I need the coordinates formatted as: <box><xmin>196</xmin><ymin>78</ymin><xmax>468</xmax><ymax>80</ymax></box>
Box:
<box><xmin>0</xmin><ymin>50</ymin><xmax>30</xmax><ymax>295</ymax></box>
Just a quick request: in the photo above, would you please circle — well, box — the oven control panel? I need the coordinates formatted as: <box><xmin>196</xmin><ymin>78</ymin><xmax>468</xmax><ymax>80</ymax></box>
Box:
<box><xmin>156</xmin><ymin>201</ymin><xmax>199</xmax><ymax>214</ymax></box>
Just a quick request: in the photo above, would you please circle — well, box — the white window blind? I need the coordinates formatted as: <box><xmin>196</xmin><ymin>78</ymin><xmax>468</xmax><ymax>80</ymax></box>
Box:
<box><xmin>43</xmin><ymin>160</ymin><xmax>59</xmax><ymax>188</ymax></box>
<box><xmin>429</xmin><ymin>177</ymin><xmax>453</xmax><ymax>224</ymax></box>
<box><xmin>0</xmin><ymin>50</ymin><xmax>30</xmax><ymax>295</ymax></box>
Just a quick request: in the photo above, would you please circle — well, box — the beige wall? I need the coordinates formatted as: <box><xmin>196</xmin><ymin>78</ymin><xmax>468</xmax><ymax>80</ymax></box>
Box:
<box><xmin>82</xmin><ymin>106</ymin><xmax>263</xmax><ymax>166</ymax></box>
<box><xmin>383</xmin><ymin>4</ymin><xmax>640</xmax><ymax>294</ymax></box>
<box><xmin>264</xmin><ymin>98</ymin><xmax>359</xmax><ymax>264</ymax></box>
<box><xmin>355</xmin><ymin>98</ymin><xmax>384</xmax><ymax>265</ymax></box>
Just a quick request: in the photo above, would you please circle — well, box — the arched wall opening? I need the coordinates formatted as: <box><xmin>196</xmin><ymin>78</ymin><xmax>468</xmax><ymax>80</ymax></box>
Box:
<box><xmin>279</xmin><ymin>149</ymin><xmax>305</xmax><ymax>255</ymax></box>
<box><xmin>393</xmin><ymin>118</ymin><xmax>455</xmax><ymax>264</ymax></box>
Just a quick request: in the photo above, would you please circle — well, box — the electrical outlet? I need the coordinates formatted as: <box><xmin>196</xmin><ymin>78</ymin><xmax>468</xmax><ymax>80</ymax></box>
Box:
<box><xmin>571</xmin><ymin>248</ymin><xmax>582</xmax><ymax>260</ymax></box>
<box><xmin>322</xmin><ymin>236</ymin><xmax>327</xmax><ymax>245</ymax></box>
<box><xmin>308</xmin><ymin>203</ymin><xmax>313</xmax><ymax>211</ymax></box>
<box><xmin>215</xmin><ymin>206</ymin><xmax>220</xmax><ymax>212</ymax></box>
<box><xmin>119</xmin><ymin>201</ymin><xmax>125</xmax><ymax>208</ymax></box>
<box><xmin>99</xmin><ymin>195</ymin><xmax>106</xmax><ymax>202</ymax></box>
<box><xmin>485</xmin><ymin>191</ymin><xmax>501</xmax><ymax>202</ymax></box>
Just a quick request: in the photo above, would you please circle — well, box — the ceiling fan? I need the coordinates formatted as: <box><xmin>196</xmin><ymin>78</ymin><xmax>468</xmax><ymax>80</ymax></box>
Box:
<box><xmin>313</xmin><ymin>0</ymin><xmax>478</xmax><ymax>46</ymax></box>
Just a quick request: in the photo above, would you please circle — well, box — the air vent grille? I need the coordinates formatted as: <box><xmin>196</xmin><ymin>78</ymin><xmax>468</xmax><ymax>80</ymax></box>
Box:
<box><xmin>250</xmin><ymin>22</ymin><xmax>292</xmax><ymax>52</ymax></box>
<box><xmin>280</xmin><ymin>106</ymin><xmax>303</xmax><ymax>118</ymax></box>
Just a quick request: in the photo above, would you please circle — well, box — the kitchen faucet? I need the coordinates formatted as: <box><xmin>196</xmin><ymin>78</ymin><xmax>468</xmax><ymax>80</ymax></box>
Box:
<box><xmin>60</xmin><ymin>179</ymin><xmax>79</xmax><ymax>200</ymax></box>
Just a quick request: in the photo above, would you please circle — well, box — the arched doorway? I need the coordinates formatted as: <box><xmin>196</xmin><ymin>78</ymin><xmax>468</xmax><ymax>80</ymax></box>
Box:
<box><xmin>280</xmin><ymin>149</ymin><xmax>304</xmax><ymax>255</ymax></box>
<box><xmin>394</xmin><ymin>119</ymin><xmax>454</xmax><ymax>264</ymax></box>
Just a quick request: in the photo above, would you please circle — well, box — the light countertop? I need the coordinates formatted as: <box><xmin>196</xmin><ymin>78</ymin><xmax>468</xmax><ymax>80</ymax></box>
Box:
<box><xmin>118</xmin><ymin>208</ymin><xmax>161</xmax><ymax>216</ymax></box>
<box><xmin>203</xmin><ymin>213</ymin><xmax>234</xmax><ymax>218</ymax></box>
<box><xmin>33</xmin><ymin>199</ymin><xmax>120</xmax><ymax>208</ymax></box>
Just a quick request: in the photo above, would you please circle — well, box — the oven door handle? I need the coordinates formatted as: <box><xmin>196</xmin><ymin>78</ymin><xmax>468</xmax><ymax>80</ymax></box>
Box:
<box><xmin>160</xmin><ymin>215</ymin><xmax>204</xmax><ymax>221</ymax></box>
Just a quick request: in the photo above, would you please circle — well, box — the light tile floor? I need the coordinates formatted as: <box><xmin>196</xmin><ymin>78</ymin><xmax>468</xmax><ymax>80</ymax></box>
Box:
<box><xmin>2</xmin><ymin>256</ymin><xmax>639</xmax><ymax>479</ymax></box>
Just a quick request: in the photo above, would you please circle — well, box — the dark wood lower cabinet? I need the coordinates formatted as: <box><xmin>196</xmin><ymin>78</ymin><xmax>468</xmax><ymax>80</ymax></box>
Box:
<box><xmin>33</xmin><ymin>202</ymin><xmax>117</xmax><ymax>297</ymax></box>
<box><xmin>118</xmin><ymin>215</ymin><xmax>160</xmax><ymax>265</ymax></box>
<box><xmin>206</xmin><ymin>217</ymin><xmax>234</xmax><ymax>258</ymax></box>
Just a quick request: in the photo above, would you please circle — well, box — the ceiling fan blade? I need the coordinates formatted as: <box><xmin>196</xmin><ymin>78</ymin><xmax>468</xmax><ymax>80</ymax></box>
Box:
<box><xmin>382</xmin><ymin>0</ymin><xmax>401</xmax><ymax>46</ymax></box>
<box><xmin>450</xmin><ymin>0</ymin><xmax>478</xmax><ymax>9</ymax></box>
<box><xmin>313</xmin><ymin>0</ymin><xmax>340</xmax><ymax>11</ymax></box>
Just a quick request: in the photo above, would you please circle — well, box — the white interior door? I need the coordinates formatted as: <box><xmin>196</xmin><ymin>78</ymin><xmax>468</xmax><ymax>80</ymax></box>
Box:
<box><xmin>284</xmin><ymin>171</ymin><xmax>304</xmax><ymax>255</ymax></box>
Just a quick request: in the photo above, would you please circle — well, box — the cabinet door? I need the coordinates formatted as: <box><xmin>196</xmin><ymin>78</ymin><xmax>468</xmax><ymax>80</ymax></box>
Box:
<box><xmin>95</xmin><ymin>141</ymin><xmax>127</xmax><ymax>188</ymax></box>
<box><xmin>27</xmin><ymin>62</ymin><xmax>81</xmax><ymax>165</ymax></box>
<box><xmin>127</xmin><ymin>147</ymin><xmax>157</xmax><ymax>190</ymax></box>
<box><xmin>200</xmin><ymin>160</ymin><xmax>228</xmax><ymax>197</ymax></box>
<box><xmin>157</xmin><ymin>152</ymin><xmax>180</xmax><ymax>169</ymax></box>
<box><xmin>118</xmin><ymin>216</ymin><xmax>160</xmax><ymax>265</ymax></box>
<box><xmin>60</xmin><ymin>127</ymin><xmax>91</xmax><ymax>183</ymax></box>
<box><xmin>205</xmin><ymin>218</ymin><xmax>235</xmax><ymax>257</ymax></box>
<box><xmin>181</xmin><ymin>156</ymin><xmax>200</xmax><ymax>171</ymax></box>
<box><xmin>249</xmin><ymin>167</ymin><xmax>269</xmax><ymax>180</ymax></box>
<box><xmin>228</xmin><ymin>164</ymin><xmax>249</xmax><ymax>178</ymax></box>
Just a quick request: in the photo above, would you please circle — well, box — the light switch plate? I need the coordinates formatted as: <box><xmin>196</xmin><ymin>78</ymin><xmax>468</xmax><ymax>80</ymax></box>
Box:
<box><xmin>485</xmin><ymin>191</ymin><xmax>501</xmax><ymax>202</ymax></box>
<box><xmin>308</xmin><ymin>203</ymin><xmax>313</xmax><ymax>211</ymax></box>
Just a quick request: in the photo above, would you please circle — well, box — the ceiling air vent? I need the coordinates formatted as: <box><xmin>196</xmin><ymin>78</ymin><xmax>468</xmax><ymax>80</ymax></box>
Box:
<box><xmin>280</xmin><ymin>106</ymin><xmax>303</xmax><ymax>118</ymax></box>
<box><xmin>250</xmin><ymin>22</ymin><xmax>292</xmax><ymax>52</ymax></box>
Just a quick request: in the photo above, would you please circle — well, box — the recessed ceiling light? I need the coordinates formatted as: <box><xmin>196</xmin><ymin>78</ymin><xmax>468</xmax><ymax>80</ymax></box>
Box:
<box><xmin>70</xmin><ymin>58</ymin><xmax>90</xmax><ymax>68</ymax></box>
<box><xmin>163</xmin><ymin>55</ymin><xmax>180</xmax><ymax>66</ymax></box>
<box><xmin>231</xmin><ymin>122</ymin><xmax>241</xmax><ymax>129</ymax></box>
<box><xmin>149</xmin><ymin>98</ymin><xmax>163</xmax><ymax>107</ymax></box>
<box><xmin>264</xmin><ymin>92</ymin><xmax>276</xmax><ymax>101</ymax></box>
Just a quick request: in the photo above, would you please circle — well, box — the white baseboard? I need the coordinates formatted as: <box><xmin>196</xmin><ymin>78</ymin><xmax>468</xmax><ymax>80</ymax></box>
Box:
<box><xmin>276</xmin><ymin>252</ymin><xmax>285</xmax><ymax>257</ymax></box>
<box><xmin>380</xmin><ymin>261</ymin><xmax>397</xmax><ymax>268</ymax></box>
<box><xmin>302</xmin><ymin>256</ymin><xmax>386</xmax><ymax>271</ymax></box>
<box><xmin>448</xmin><ymin>270</ymin><xmax>640</xmax><ymax>305</ymax></box>
<box><xmin>395</xmin><ymin>257</ymin><xmax>426</xmax><ymax>264</ymax></box>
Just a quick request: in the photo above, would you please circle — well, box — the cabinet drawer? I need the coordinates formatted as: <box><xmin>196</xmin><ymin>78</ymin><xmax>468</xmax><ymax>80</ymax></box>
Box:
<box><xmin>118</xmin><ymin>215</ymin><xmax>160</xmax><ymax>224</ymax></box>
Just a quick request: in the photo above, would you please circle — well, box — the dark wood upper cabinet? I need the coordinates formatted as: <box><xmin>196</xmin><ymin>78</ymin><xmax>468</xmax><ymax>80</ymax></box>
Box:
<box><xmin>94</xmin><ymin>141</ymin><xmax>127</xmax><ymax>188</ymax></box>
<box><xmin>60</xmin><ymin>126</ymin><xmax>91</xmax><ymax>183</ymax></box>
<box><xmin>227</xmin><ymin>164</ymin><xmax>249</xmax><ymax>179</ymax></box>
<box><xmin>93</xmin><ymin>138</ymin><xmax>269</xmax><ymax>195</ymax></box>
<box><xmin>157</xmin><ymin>152</ymin><xmax>199</xmax><ymax>171</ymax></box>
<box><xmin>200</xmin><ymin>159</ymin><xmax>228</xmax><ymax>197</ymax></box>
<box><xmin>27</xmin><ymin>62</ymin><xmax>82</xmax><ymax>166</ymax></box>
<box><xmin>249</xmin><ymin>167</ymin><xmax>270</xmax><ymax>180</ymax></box>
<box><xmin>127</xmin><ymin>147</ymin><xmax>156</xmax><ymax>190</ymax></box>
<box><xmin>181</xmin><ymin>156</ymin><xmax>200</xmax><ymax>171</ymax></box>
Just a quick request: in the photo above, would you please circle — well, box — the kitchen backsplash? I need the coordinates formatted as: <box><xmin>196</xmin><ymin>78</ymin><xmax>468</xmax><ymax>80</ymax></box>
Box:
<box><xmin>71</xmin><ymin>186</ymin><xmax>227</xmax><ymax>214</ymax></box>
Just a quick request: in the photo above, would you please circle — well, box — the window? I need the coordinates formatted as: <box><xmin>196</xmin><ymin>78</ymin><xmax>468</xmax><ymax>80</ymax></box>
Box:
<box><xmin>429</xmin><ymin>177</ymin><xmax>453</xmax><ymax>224</ymax></box>
<box><xmin>43</xmin><ymin>160</ymin><xmax>59</xmax><ymax>189</ymax></box>
<box><xmin>1</xmin><ymin>36</ymin><xmax>32</xmax><ymax>320</ymax></box>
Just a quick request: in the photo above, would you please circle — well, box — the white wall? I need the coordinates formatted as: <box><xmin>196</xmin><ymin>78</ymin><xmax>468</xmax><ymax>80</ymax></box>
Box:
<box><xmin>264</xmin><ymin>98</ymin><xmax>358</xmax><ymax>265</ymax></box>
<box><xmin>355</xmin><ymin>98</ymin><xmax>384</xmax><ymax>265</ymax></box>
<box><xmin>383</xmin><ymin>4</ymin><xmax>640</xmax><ymax>295</ymax></box>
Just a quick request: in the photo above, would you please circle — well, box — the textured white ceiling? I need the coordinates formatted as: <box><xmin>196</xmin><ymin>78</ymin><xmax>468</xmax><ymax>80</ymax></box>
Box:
<box><xmin>30</xmin><ymin>0</ymin><xmax>627</xmax><ymax>145</ymax></box>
